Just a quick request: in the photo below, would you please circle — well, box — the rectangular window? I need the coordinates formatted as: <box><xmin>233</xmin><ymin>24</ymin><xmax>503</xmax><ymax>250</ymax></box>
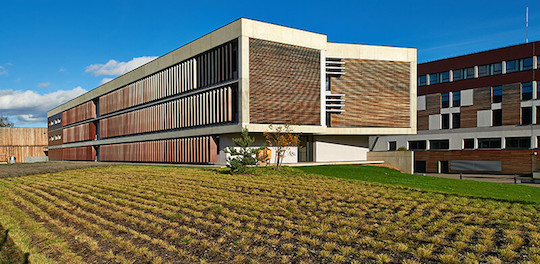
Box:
<box><xmin>522</xmin><ymin>57</ymin><xmax>534</xmax><ymax>71</ymax></box>
<box><xmin>492</xmin><ymin>86</ymin><xmax>502</xmax><ymax>103</ymax></box>
<box><xmin>409</xmin><ymin>140</ymin><xmax>426</xmax><ymax>151</ymax></box>
<box><xmin>452</xmin><ymin>113</ymin><xmax>461</xmax><ymax>128</ymax></box>
<box><xmin>442</xmin><ymin>114</ymin><xmax>450</xmax><ymax>129</ymax></box>
<box><xmin>452</xmin><ymin>91</ymin><xmax>461</xmax><ymax>107</ymax></box>
<box><xmin>419</xmin><ymin>75</ymin><xmax>427</xmax><ymax>86</ymax></box>
<box><xmin>463</xmin><ymin>139</ymin><xmax>475</xmax><ymax>149</ymax></box>
<box><xmin>464</xmin><ymin>67</ymin><xmax>475</xmax><ymax>79</ymax></box>
<box><xmin>388</xmin><ymin>141</ymin><xmax>397</xmax><ymax>151</ymax></box>
<box><xmin>491</xmin><ymin>62</ymin><xmax>503</xmax><ymax>75</ymax></box>
<box><xmin>453</xmin><ymin>69</ymin><xmax>463</xmax><ymax>81</ymax></box>
<box><xmin>506</xmin><ymin>137</ymin><xmax>531</xmax><ymax>149</ymax></box>
<box><xmin>430</xmin><ymin>140</ymin><xmax>450</xmax><ymax>150</ymax></box>
<box><xmin>522</xmin><ymin>107</ymin><xmax>533</xmax><ymax>125</ymax></box>
<box><xmin>441</xmin><ymin>93</ymin><xmax>450</xmax><ymax>108</ymax></box>
<box><xmin>478</xmin><ymin>65</ymin><xmax>489</xmax><ymax>77</ymax></box>
<box><xmin>478</xmin><ymin>138</ymin><xmax>502</xmax><ymax>149</ymax></box>
<box><xmin>506</xmin><ymin>60</ymin><xmax>519</xmax><ymax>73</ymax></box>
<box><xmin>440</xmin><ymin>72</ymin><xmax>450</xmax><ymax>83</ymax></box>
<box><xmin>493</xmin><ymin>109</ymin><xmax>502</xmax><ymax>126</ymax></box>
<box><xmin>522</xmin><ymin>82</ymin><xmax>533</xmax><ymax>100</ymax></box>
<box><xmin>429</xmin><ymin>73</ymin><xmax>439</xmax><ymax>85</ymax></box>
<box><xmin>537</xmin><ymin>106</ymin><xmax>540</xmax><ymax>124</ymax></box>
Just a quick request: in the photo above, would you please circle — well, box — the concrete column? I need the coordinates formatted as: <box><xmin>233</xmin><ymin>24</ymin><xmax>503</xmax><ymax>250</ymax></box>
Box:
<box><xmin>238</xmin><ymin>36</ymin><xmax>250</xmax><ymax>125</ymax></box>
<box><xmin>502</xmin><ymin>61</ymin><xmax>507</xmax><ymax>74</ymax></box>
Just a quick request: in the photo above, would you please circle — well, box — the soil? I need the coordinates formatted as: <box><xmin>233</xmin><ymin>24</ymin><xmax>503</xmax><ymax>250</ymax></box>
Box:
<box><xmin>0</xmin><ymin>161</ymin><xmax>118</xmax><ymax>178</ymax></box>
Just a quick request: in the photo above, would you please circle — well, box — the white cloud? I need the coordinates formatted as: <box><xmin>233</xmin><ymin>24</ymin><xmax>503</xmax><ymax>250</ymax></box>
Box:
<box><xmin>100</xmin><ymin>78</ymin><xmax>114</xmax><ymax>85</ymax></box>
<box><xmin>59</xmin><ymin>67</ymin><xmax>65</xmax><ymax>72</ymax></box>
<box><xmin>38</xmin><ymin>82</ymin><xmax>50</xmax><ymax>88</ymax></box>
<box><xmin>0</xmin><ymin>66</ymin><xmax>7</xmax><ymax>75</ymax></box>
<box><xmin>86</xmin><ymin>56</ymin><xmax>157</xmax><ymax>76</ymax></box>
<box><xmin>0</xmin><ymin>87</ymin><xmax>87</xmax><ymax>125</ymax></box>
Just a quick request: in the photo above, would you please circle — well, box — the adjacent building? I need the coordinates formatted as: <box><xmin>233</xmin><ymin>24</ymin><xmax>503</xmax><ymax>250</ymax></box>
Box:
<box><xmin>0</xmin><ymin>127</ymin><xmax>48</xmax><ymax>163</ymax></box>
<box><xmin>48</xmin><ymin>18</ymin><xmax>417</xmax><ymax>165</ymax></box>
<box><xmin>372</xmin><ymin>41</ymin><xmax>540</xmax><ymax>174</ymax></box>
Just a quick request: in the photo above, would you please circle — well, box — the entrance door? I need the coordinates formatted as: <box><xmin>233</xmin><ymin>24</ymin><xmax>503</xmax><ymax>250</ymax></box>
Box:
<box><xmin>439</xmin><ymin>161</ymin><xmax>449</xmax><ymax>173</ymax></box>
<box><xmin>298</xmin><ymin>136</ymin><xmax>313</xmax><ymax>162</ymax></box>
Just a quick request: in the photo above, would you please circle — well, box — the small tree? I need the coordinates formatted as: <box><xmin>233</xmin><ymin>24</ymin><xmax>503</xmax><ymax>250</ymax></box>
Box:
<box><xmin>264</xmin><ymin>123</ymin><xmax>301</xmax><ymax>170</ymax></box>
<box><xmin>223</xmin><ymin>128</ymin><xmax>263</xmax><ymax>174</ymax></box>
<box><xmin>0</xmin><ymin>115</ymin><xmax>13</xmax><ymax>127</ymax></box>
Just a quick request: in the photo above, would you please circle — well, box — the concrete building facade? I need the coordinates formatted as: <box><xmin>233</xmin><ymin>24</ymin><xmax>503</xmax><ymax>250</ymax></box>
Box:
<box><xmin>48</xmin><ymin>18</ymin><xmax>417</xmax><ymax>164</ymax></box>
<box><xmin>372</xmin><ymin>41</ymin><xmax>540</xmax><ymax>174</ymax></box>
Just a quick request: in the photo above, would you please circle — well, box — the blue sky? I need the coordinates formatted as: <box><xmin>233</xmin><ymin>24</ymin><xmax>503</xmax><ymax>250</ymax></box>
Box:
<box><xmin>1</xmin><ymin>0</ymin><xmax>539</xmax><ymax>127</ymax></box>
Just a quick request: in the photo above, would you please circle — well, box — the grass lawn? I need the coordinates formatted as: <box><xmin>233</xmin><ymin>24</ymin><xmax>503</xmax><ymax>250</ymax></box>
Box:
<box><xmin>296</xmin><ymin>165</ymin><xmax>540</xmax><ymax>204</ymax></box>
<box><xmin>1</xmin><ymin>165</ymin><xmax>540</xmax><ymax>263</ymax></box>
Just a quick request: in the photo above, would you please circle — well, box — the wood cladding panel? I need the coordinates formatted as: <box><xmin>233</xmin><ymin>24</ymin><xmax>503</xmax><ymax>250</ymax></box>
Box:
<box><xmin>460</xmin><ymin>87</ymin><xmax>491</xmax><ymax>128</ymax></box>
<box><xmin>62</xmin><ymin>123</ymin><xmax>96</xmax><ymax>143</ymax></box>
<box><xmin>0</xmin><ymin>128</ymin><xmax>47</xmax><ymax>162</ymax></box>
<box><xmin>415</xmin><ymin>149</ymin><xmax>540</xmax><ymax>174</ymax></box>
<box><xmin>331</xmin><ymin>59</ymin><xmax>410</xmax><ymax>127</ymax></box>
<box><xmin>502</xmin><ymin>83</ymin><xmax>521</xmax><ymax>126</ymax></box>
<box><xmin>100</xmin><ymin>136</ymin><xmax>217</xmax><ymax>164</ymax></box>
<box><xmin>100</xmin><ymin>86</ymin><xmax>236</xmax><ymax>139</ymax></box>
<box><xmin>99</xmin><ymin>41</ymin><xmax>237</xmax><ymax>116</ymax></box>
<box><xmin>61</xmin><ymin>146</ymin><xmax>96</xmax><ymax>161</ymax></box>
<box><xmin>249</xmin><ymin>38</ymin><xmax>321</xmax><ymax>125</ymax></box>
<box><xmin>62</xmin><ymin>101</ymin><xmax>96</xmax><ymax>126</ymax></box>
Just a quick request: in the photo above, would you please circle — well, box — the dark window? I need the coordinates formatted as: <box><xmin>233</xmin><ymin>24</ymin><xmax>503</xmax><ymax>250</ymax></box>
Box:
<box><xmin>429</xmin><ymin>73</ymin><xmax>439</xmax><ymax>85</ymax></box>
<box><xmin>463</xmin><ymin>139</ymin><xmax>475</xmax><ymax>149</ymax></box>
<box><xmin>452</xmin><ymin>113</ymin><xmax>461</xmax><ymax>128</ymax></box>
<box><xmin>464</xmin><ymin>67</ymin><xmax>475</xmax><ymax>79</ymax></box>
<box><xmin>522</xmin><ymin>107</ymin><xmax>533</xmax><ymax>125</ymax></box>
<box><xmin>441</xmin><ymin>93</ymin><xmax>450</xmax><ymax>108</ymax></box>
<box><xmin>491</xmin><ymin>62</ymin><xmax>503</xmax><ymax>75</ymax></box>
<box><xmin>522</xmin><ymin>82</ymin><xmax>533</xmax><ymax>100</ymax></box>
<box><xmin>478</xmin><ymin>65</ymin><xmax>489</xmax><ymax>77</ymax></box>
<box><xmin>430</xmin><ymin>140</ymin><xmax>450</xmax><ymax>150</ymax></box>
<box><xmin>453</xmin><ymin>69</ymin><xmax>463</xmax><ymax>81</ymax></box>
<box><xmin>522</xmin><ymin>57</ymin><xmax>534</xmax><ymax>71</ymax></box>
<box><xmin>492</xmin><ymin>86</ymin><xmax>502</xmax><ymax>103</ymax></box>
<box><xmin>388</xmin><ymin>141</ymin><xmax>397</xmax><ymax>151</ymax></box>
<box><xmin>506</xmin><ymin>60</ymin><xmax>519</xmax><ymax>73</ymax></box>
<box><xmin>414</xmin><ymin>161</ymin><xmax>426</xmax><ymax>173</ymax></box>
<box><xmin>478</xmin><ymin>138</ymin><xmax>502</xmax><ymax>149</ymax></box>
<box><xmin>409</xmin><ymin>140</ymin><xmax>426</xmax><ymax>151</ymax></box>
<box><xmin>452</xmin><ymin>91</ymin><xmax>461</xmax><ymax>107</ymax></box>
<box><xmin>492</xmin><ymin>109</ymin><xmax>502</xmax><ymax>126</ymax></box>
<box><xmin>325</xmin><ymin>76</ymin><xmax>331</xmax><ymax>91</ymax></box>
<box><xmin>442</xmin><ymin>114</ymin><xmax>450</xmax><ymax>129</ymax></box>
<box><xmin>326</xmin><ymin>113</ymin><xmax>331</xmax><ymax>127</ymax></box>
<box><xmin>506</xmin><ymin>137</ymin><xmax>531</xmax><ymax>149</ymax></box>
<box><xmin>419</xmin><ymin>75</ymin><xmax>427</xmax><ymax>86</ymax></box>
<box><xmin>440</xmin><ymin>72</ymin><xmax>450</xmax><ymax>83</ymax></box>
<box><xmin>537</xmin><ymin>107</ymin><xmax>540</xmax><ymax>124</ymax></box>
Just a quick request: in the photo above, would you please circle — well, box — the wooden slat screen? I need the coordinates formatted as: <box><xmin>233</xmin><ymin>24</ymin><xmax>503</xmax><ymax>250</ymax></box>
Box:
<box><xmin>100</xmin><ymin>136</ymin><xmax>217</xmax><ymax>164</ymax></box>
<box><xmin>58</xmin><ymin>146</ymin><xmax>96</xmax><ymax>161</ymax></box>
<box><xmin>62</xmin><ymin>123</ymin><xmax>96</xmax><ymax>143</ymax></box>
<box><xmin>61</xmin><ymin>101</ymin><xmax>96</xmax><ymax>126</ymax></box>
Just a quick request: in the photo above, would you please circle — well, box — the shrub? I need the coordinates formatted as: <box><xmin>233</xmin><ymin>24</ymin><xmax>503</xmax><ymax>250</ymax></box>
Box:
<box><xmin>223</xmin><ymin>128</ymin><xmax>263</xmax><ymax>174</ymax></box>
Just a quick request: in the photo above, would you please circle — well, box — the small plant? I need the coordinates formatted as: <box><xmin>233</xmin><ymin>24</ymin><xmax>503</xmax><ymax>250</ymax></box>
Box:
<box><xmin>223</xmin><ymin>128</ymin><xmax>263</xmax><ymax>174</ymax></box>
<box><xmin>264</xmin><ymin>122</ymin><xmax>300</xmax><ymax>170</ymax></box>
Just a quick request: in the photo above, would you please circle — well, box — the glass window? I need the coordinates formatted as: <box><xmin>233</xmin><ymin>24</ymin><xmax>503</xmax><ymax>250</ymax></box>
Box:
<box><xmin>478</xmin><ymin>65</ymin><xmax>489</xmax><ymax>77</ymax></box>
<box><xmin>492</xmin><ymin>86</ymin><xmax>502</xmax><ymax>103</ymax></box>
<box><xmin>493</xmin><ymin>109</ymin><xmax>502</xmax><ymax>126</ymax></box>
<box><xmin>463</xmin><ymin>139</ymin><xmax>475</xmax><ymax>149</ymax></box>
<box><xmin>442</xmin><ymin>114</ymin><xmax>450</xmax><ymax>129</ymax></box>
<box><xmin>430</xmin><ymin>140</ymin><xmax>450</xmax><ymax>150</ymax></box>
<box><xmin>465</xmin><ymin>67</ymin><xmax>475</xmax><ymax>79</ymax></box>
<box><xmin>429</xmin><ymin>73</ymin><xmax>439</xmax><ymax>85</ymax></box>
<box><xmin>522</xmin><ymin>57</ymin><xmax>534</xmax><ymax>71</ymax></box>
<box><xmin>522</xmin><ymin>107</ymin><xmax>533</xmax><ymax>125</ymax></box>
<box><xmin>491</xmin><ymin>62</ymin><xmax>502</xmax><ymax>75</ymax></box>
<box><xmin>522</xmin><ymin>82</ymin><xmax>533</xmax><ymax>100</ymax></box>
<box><xmin>409</xmin><ymin>140</ymin><xmax>426</xmax><ymax>151</ymax></box>
<box><xmin>452</xmin><ymin>113</ymin><xmax>461</xmax><ymax>129</ymax></box>
<box><xmin>388</xmin><ymin>141</ymin><xmax>397</xmax><ymax>151</ymax></box>
<box><xmin>452</xmin><ymin>91</ymin><xmax>461</xmax><ymax>107</ymax></box>
<box><xmin>506</xmin><ymin>137</ymin><xmax>531</xmax><ymax>149</ymax></box>
<box><xmin>419</xmin><ymin>75</ymin><xmax>427</xmax><ymax>86</ymax></box>
<box><xmin>440</xmin><ymin>72</ymin><xmax>450</xmax><ymax>83</ymax></box>
<box><xmin>453</xmin><ymin>69</ymin><xmax>463</xmax><ymax>81</ymax></box>
<box><xmin>537</xmin><ymin>106</ymin><xmax>540</xmax><ymax>124</ymax></box>
<box><xmin>325</xmin><ymin>76</ymin><xmax>331</xmax><ymax>91</ymax></box>
<box><xmin>478</xmin><ymin>138</ymin><xmax>502</xmax><ymax>149</ymax></box>
<box><xmin>441</xmin><ymin>93</ymin><xmax>450</xmax><ymax>108</ymax></box>
<box><xmin>506</xmin><ymin>60</ymin><xmax>519</xmax><ymax>73</ymax></box>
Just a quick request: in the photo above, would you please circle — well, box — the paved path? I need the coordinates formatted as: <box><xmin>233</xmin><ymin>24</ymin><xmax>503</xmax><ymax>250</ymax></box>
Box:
<box><xmin>423</xmin><ymin>173</ymin><xmax>540</xmax><ymax>187</ymax></box>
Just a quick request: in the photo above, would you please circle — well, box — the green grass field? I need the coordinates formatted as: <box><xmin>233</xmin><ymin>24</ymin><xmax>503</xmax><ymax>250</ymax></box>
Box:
<box><xmin>0</xmin><ymin>165</ymin><xmax>540</xmax><ymax>263</ymax></box>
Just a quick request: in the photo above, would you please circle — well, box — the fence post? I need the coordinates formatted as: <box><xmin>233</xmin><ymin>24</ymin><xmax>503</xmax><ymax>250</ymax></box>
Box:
<box><xmin>460</xmin><ymin>172</ymin><xmax>463</xmax><ymax>180</ymax></box>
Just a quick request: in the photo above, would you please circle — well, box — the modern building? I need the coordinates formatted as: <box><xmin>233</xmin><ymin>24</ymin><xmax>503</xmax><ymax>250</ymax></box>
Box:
<box><xmin>48</xmin><ymin>18</ymin><xmax>417</xmax><ymax>165</ymax></box>
<box><xmin>0</xmin><ymin>127</ymin><xmax>48</xmax><ymax>163</ymax></box>
<box><xmin>372</xmin><ymin>41</ymin><xmax>540</xmax><ymax>174</ymax></box>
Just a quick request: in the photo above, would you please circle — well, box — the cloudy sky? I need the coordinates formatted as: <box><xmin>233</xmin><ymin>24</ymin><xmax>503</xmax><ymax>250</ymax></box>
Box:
<box><xmin>1</xmin><ymin>0</ymin><xmax>540</xmax><ymax>127</ymax></box>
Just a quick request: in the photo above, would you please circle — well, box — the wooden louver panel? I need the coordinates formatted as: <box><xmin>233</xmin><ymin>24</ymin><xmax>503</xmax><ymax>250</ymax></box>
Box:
<box><xmin>62</xmin><ymin>101</ymin><xmax>96</xmax><ymax>126</ymax></box>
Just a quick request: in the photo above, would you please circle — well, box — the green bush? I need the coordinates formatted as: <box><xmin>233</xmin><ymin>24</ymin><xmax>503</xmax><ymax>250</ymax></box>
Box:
<box><xmin>223</xmin><ymin>128</ymin><xmax>263</xmax><ymax>174</ymax></box>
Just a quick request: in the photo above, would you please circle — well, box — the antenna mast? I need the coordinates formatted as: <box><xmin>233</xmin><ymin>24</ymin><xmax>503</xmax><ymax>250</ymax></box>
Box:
<box><xmin>526</xmin><ymin>7</ymin><xmax>529</xmax><ymax>43</ymax></box>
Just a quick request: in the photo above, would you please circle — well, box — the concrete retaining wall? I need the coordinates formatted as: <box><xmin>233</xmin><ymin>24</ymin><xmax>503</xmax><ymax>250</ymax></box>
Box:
<box><xmin>367</xmin><ymin>151</ymin><xmax>414</xmax><ymax>174</ymax></box>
